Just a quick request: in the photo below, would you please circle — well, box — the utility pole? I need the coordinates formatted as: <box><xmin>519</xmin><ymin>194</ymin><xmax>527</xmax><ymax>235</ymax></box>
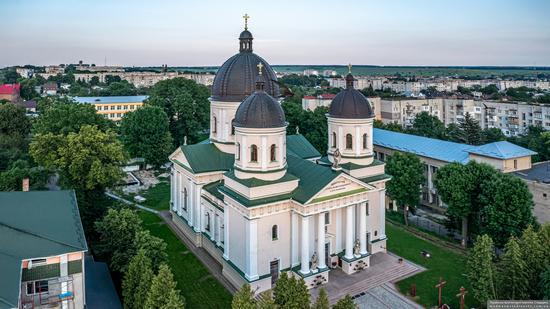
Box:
<box><xmin>456</xmin><ymin>286</ymin><xmax>467</xmax><ymax>309</ymax></box>
<box><xmin>435</xmin><ymin>277</ymin><xmax>447</xmax><ymax>308</ymax></box>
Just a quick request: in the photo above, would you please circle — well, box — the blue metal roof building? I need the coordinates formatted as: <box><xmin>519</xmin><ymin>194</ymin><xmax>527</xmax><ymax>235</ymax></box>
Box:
<box><xmin>72</xmin><ymin>95</ymin><xmax>148</xmax><ymax>104</ymax></box>
<box><xmin>372</xmin><ymin>128</ymin><xmax>536</xmax><ymax>163</ymax></box>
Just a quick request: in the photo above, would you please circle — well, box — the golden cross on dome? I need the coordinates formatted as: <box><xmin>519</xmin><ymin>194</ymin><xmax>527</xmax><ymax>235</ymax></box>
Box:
<box><xmin>257</xmin><ymin>62</ymin><xmax>264</xmax><ymax>75</ymax></box>
<box><xmin>348</xmin><ymin>63</ymin><xmax>352</xmax><ymax>74</ymax></box>
<box><xmin>243</xmin><ymin>13</ymin><xmax>250</xmax><ymax>30</ymax></box>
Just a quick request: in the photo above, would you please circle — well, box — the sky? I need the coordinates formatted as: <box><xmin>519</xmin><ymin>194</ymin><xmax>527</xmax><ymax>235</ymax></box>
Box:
<box><xmin>2</xmin><ymin>0</ymin><xmax>550</xmax><ymax>67</ymax></box>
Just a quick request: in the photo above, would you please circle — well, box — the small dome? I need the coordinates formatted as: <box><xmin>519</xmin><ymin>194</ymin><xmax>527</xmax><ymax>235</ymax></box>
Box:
<box><xmin>239</xmin><ymin>30</ymin><xmax>253</xmax><ymax>39</ymax></box>
<box><xmin>233</xmin><ymin>80</ymin><xmax>286</xmax><ymax>128</ymax></box>
<box><xmin>329</xmin><ymin>73</ymin><xmax>374</xmax><ymax>119</ymax></box>
<box><xmin>211</xmin><ymin>29</ymin><xmax>279</xmax><ymax>102</ymax></box>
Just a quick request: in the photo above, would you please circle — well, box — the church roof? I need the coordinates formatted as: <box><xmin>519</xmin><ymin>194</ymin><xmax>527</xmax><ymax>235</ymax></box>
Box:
<box><xmin>286</xmin><ymin>134</ymin><xmax>321</xmax><ymax>159</ymax></box>
<box><xmin>328</xmin><ymin>73</ymin><xmax>374</xmax><ymax>119</ymax></box>
<box><xmin>287</xmin><ymin>155</ymin><xmax>340</xmax><ymax>204</ymax></box>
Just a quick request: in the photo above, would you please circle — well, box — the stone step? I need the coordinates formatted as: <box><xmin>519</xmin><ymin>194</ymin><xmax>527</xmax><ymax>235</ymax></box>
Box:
<box><xmin>328</xmin><ymin>265</ymin><xmax>418</xmax><ymax>303</ymax></box>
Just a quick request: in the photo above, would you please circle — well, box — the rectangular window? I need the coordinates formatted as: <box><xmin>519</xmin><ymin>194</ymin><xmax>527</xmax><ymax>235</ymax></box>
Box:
<box><xmin>324</xmin><ymin>212</ymin><xmax>330</xmax><ymax>225</ymax></box>
<box><xmin>117</xmin><ymin>113</ymin><xmax>122</xmax><ymax>117</ymax></box>
<box><xmin>103</xmin><ymin>106</ymin><xmax>108</xmax><ymax>110</ymax></box>
<box><xmin>30</xmin><ymin>258</ymin><xmax>47</xmax><ymax>266</ymax></box>
<box><xmin>514</xmin><ymin>159</ymin><xmax>517</xmax><ymax>169</ymax></box>
<box><xmin>130</xmin><ymin>105</ymin><xmax>135</xmax><ymax>109</ymax></box>
<box><xmin>110</xmin><ymin>106</ymin><xmax>115</xmax><ymax>110</ymax></box>
<box><xmin>123</xmin><ymin>105</ymin><xmax>128</xmax><ymax>110</ymax></box>
<box><xmin>26</xmin><ymin>280</ymin><xmax>49</xmax><ymax>295</ymax></box>
<box><xmin>117</xmin><ymin>105</ymin><xmax>122</xmax><ymax>110</ymax></box>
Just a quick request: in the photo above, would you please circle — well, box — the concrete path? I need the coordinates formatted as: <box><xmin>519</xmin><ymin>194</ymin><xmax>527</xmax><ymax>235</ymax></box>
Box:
<box><xmin>104</xmin><ymin>191</ymin><xmax>159</xmax><ymax>214</ymax></box>
<box><xmin>158</xmin><ymin>211</ymin><xmax>237</xmax><ymax>294</ymax></box>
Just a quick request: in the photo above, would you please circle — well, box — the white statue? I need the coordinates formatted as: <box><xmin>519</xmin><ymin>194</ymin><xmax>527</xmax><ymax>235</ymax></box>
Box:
<box><xmin>354</xmin><ymin>239</ymin><xmax>361</xmax><ymax>256</ymax></box>
<box><xmin>311</xmin><ymin>252</ymin><xmax>318</xmax><ymax>270</ymax></box>
<box><xmin>332</xmin><ymin>148</ymin><xmax>341</xmax><ymax>169</ymax></box>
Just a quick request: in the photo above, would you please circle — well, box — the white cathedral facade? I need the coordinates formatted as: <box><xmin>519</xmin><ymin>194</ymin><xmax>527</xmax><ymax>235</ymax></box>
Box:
<box><xmin>168</xmin><ymin>22</ymin><xmax>389</xmax><ymax>293</ymax></box>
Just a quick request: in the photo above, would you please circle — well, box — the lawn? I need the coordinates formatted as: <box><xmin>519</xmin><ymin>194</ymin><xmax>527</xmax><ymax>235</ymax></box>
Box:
<box><xmin>386</xmin><ymin>222</ymin><xmax>473</xmax><ymax>309</ymax></box>
<box><xmin>140</xmin><ymin>182</ymin><xmax>170</xmax><ymax>211</ymax></box>
<box><xmin>138</xmin><ymin>211</ymin><xmax>233</xmax><ymax>308</ymax></box>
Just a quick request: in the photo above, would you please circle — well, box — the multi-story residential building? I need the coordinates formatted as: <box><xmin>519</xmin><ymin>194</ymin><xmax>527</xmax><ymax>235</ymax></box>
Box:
<box><xmin>482</xmin><ymin>101</ymin><xmax>550</xmax><ymax>136</ymax></box>
<box><xmin>322</xmin><ymin>70</ymin><xmax>337</xmax><ymax>77</ymax></box>
<box><xmin>44</xmin><ymin>65</ymin><xmax>65</xmax><ymax>75</ymax></box>
<box><xmin>303</xmin><ymin>69</ymin><xmax>319</xmax><ymax>76</ymax></box>
<box><xmin>0</xmin><ymin>84</ymin><xmax>21</xmax><ymax>102</ymax></box>
<box><xmin>372</xmin><ymin>128</ymin><xmax>537</xmax><ymax>213</ymax></box>
<box><xmin>301</xmin><ymin>93</ymin><xmax>336</xmax><ymax>111</ymax></box>
<box><xmin>328</xmin><ymin>77</ymin><xmax>376</xmax><ymax>90</ymax></box>
<box><xmin>0</xmin><ymin>190</ymin><xmax>88</xmax><ymax>309</ymax></box>
<box><xmin>42</xmin><ymin>83</ymin><xmax>58</xmax><ymax>96</ymax></box>
<box><xmin>73</xmin><ymin>71</ymin><xmax>215</xmax><ymax>87</ymax></box>
<box><xmin>75</xmin><ymin>65</ymin><xmax>124</xmax><ymax>73</ymax></box>
<box><xmin>72</xmin><ymin>95</ymin><xmax>147</xmax><ymax>121</ymax></box>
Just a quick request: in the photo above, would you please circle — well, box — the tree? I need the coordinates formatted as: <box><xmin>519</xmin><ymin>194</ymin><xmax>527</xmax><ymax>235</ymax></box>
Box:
<box><xmin>540</xmin><ymin>266</ymin><xmax>550</xmax><ymax>300</ymax></box>
<box><xmin>33</xmin><ymin>101</ymin><xmax>112</xmax><ymax>135</ymax></box>
<box><xmin>30</xmin><ymin>125</ymin><xmax>126</xmax><ymax>191</ymax></box>
<box><xmin>385</xmin><ymin>152</ymin><xmax>424</xmax><ymax>225</ymax></box>
<box><xmin>145</xmin><ymin>264</ymin><xmax>185</xmax><ymax>309</ymax></box>
<box><xmin>0</xmin><ymin>160</ymin><xmax>49</xmax><ymax>191</ymax></box>
<box><xmin>332</xmin><ymin>295</ymin><xmax>356</xmax><ymax>309</ymax></box>
<box><xmin>444</xmin><ymin>123</ymin><xmax>462</xmax><ymax>142</ymax></box>
<box><xmin>433</xmin><ymin>162</ymin><xmax>473</xmax><ymax>247</ymax></box>
<box><xmin>458</xmin><ymin>112</ymin><xmax>483</xmax><ymax>145</ymax></box>
<box><xmin>231</xmin><ymin>284</ymin><xmax>256</xmax><ymax>309</ymax></box>
<box><xmin>482</xmin><ymin>128</ymin><xmax>506</xmax><ymax>143</ymax></box>
<box><xmin>256</xmin><ymin>291</ymin><xmax>276</xmax><ymax>309</ymax></box>
<box><xmin>147</xmin><ymin>78</ymin><xmax>210</xmax><ymax>145</ymax></box>
<box><xmin>410</xmin><ymin>111</ymin><xmax>445</xmax><ymax>139</ymax></box>
<box><xmin>123</xmin><ymin>250</ymin><xmax>154</xmax><ymax>309</ymax></box>
<box><xmin>467</xmin><ymin>235</ymin><xmax>497</xmax><ymax>306</ymax></box>
<box><xmin>101</xmin><ymin>81</ymin><xmax>138</xmax><ymax>96</ymax></box>
<box><xmin>479</xmin><ymin>173</ymin><xmax>534</xmax><ymax>247</ymax></box>
<box><xmin>273</xmin><ymin>272</ymin><xmax>310</xmax><ymax>308</ymax></box>
<box><xmin>120</xmin><ymin>106</ymin><xmax>173</xmax><ymax>167</ymax></box>
<box><xmin>518</xmin><ymin>225</ymin><xmax>545</xmax><ymax>299</ymax></box>
<box><xmin>498</xmin><ymin>237</ymin><xmax>529</xmax><ymax>299</ymax></box>
<box><xmin>133</xmin><ymin>230</ymin><xmax>168</xmax><ymax>271</ymax></box>
<box><xmin>95</xmin><ymin>208</ymin><xmax>143</xmax><ymax>272</ymax></box>
<box><xmin>0</xmin><ymin>103</ymin><xmax>31</xmax><ymax>170</ymax></box>
<box><xmin>312</xmin><ymin>287</ymin><xmax>330</xmax><ymax>309</ymax></box>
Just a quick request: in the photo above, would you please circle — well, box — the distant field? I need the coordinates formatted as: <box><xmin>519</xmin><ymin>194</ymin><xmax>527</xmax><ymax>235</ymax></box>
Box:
<box><xmin>172</xmin><ymin>65</ymin><xmax>550</xmax><ymax>78</ymax></box>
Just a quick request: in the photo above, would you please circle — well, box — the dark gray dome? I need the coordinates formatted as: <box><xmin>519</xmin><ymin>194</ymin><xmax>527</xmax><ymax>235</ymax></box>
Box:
<box><xmin>329</xmin><ymin>73</ymin><xmax>374</xmax><ymax>119</ymax></box>
<box><xmin>211</xmin><ymin>30</ymin><xmax>279</xmax><ymax>102</ymax></box>
<box><xmin>233</xmin><ymin>84</ymin><xmax>286</xmax><ymax>128</ymax></box>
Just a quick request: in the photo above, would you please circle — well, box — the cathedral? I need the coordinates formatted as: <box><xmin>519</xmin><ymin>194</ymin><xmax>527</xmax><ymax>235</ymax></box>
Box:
<box><xmin>168</xmin><ymin>18</ymin><xmax>389</xmax><ymax>293</ymax></box>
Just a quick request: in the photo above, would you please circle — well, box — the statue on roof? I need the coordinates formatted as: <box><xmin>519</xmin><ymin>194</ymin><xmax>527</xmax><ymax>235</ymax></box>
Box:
<box><xmin>332</xmin><ymin>148</ymin><xmax>341</xmax><ymax>170</ymax></box>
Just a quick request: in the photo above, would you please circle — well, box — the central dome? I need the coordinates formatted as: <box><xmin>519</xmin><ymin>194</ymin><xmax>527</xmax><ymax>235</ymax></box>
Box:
<box><xmin>329</xmin><ymin>73</ymin><xmax>374</xmax><ymax>119</ymax></box>
<box><xmin>211</xmin><ymin>29</ymin><xmax>279</xmax><ymax>102</ymax></box>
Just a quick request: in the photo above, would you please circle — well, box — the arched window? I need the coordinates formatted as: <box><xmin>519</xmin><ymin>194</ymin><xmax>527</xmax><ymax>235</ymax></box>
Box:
<box><xmin>332</xmin><ymin>132</ymin><xmax>337</xmax><ymax>148</ymax></box>
<box><xmin>346</xmin><ymin>134</ymin><xmax>353</xmax><ymax>149</ymax></box>
<box><xmin>212</xmin><ymin>116</ymin><xmax>217</xmax><ymax>133</ymax></box>
<box><xmin>205</xmin><ymin>212</ymin><xmax>211</xmax><ymax>231</ymax></box>
<box><xmin>183</xmin><ymin>188</ymin><xmax>188</xmax><ymax>211</ymax></box>
<box><xmin>235</xmin><ymin>143</ymin><xmax>240</xmax><ymax>160</ymax></box>
<box><xmin>270</xmin><ymin>144</ymin><xmax>276</xmax><ymax>162</ymax></box>
<box><xmin>272</xmin><ymin>225</ymin><xmax>278</xmax><ymax>240</ymax></box>
<box><xmin>362</xmin><ymin>133</ymin><xmax>368</xmax><ymax>149</ymax></box>
<box><xmin>250</xmin><ymin>145</ymin><xmax>258</xmax><ymax>162</ymax></box>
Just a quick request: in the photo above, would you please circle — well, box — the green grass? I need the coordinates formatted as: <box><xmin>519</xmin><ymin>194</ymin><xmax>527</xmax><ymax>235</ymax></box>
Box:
<box><xmin>140</xmin><ymin>182</ymin><xmax>170</xmax><ymax>211</ymax></box>
<box><xmin>387</xmin><ymin>223</ymin><xmax>473</xmax><ymax>309</ymax></box>
<box><xmin>138</xmin><ymin>211</ymin><xmax>233</xmax><ymax>308</ymax></box>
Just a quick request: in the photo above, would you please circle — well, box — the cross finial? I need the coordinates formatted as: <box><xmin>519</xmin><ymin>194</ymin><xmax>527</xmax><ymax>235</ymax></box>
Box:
<box><xmin>243</xmin><ymin>13</ymin><xmax>250</xmax><ymax>30</ymax></box>
<box><xmin>348</xmin><ymin>63</ymin><xmax>352</xmax><ymax>74</ymax></box>
<box><xmin>257</xmin><ymin>62</ymin><xmax>264</xmax><ymax>75</ymax></box>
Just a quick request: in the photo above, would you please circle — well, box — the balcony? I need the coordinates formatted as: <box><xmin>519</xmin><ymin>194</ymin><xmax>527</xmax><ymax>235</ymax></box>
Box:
<box><xmin>20</xmin><ymin>276</ymin><xmax>76</xmax><ymax>309</ymax></box>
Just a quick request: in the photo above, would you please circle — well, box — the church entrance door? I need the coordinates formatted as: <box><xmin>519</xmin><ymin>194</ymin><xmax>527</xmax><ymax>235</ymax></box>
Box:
<box><xmin>270</xmin><ymin>259</ymin><xmax>279</xmax><ymax>286</ymax></box>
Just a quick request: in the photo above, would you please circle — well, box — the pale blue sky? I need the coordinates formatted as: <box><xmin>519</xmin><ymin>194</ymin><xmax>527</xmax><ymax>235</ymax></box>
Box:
<box><xmin>2</xmin><ymin>0</ymin><xmax>549</xmax><ymax>67</ymax></box>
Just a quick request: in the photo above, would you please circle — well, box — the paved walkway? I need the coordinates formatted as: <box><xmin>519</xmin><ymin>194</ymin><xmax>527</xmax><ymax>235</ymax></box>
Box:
<box><xmin>309</xmin><ymin>252</ymin><xmax>424</xmax><ymax>305</ymax></box>
<box><xmin>354</xmin><ymin>284</ymin><xmax>423</xmax><ymax>309</ymax></box>
<box><xmin>158</xmin><ymin>211</ymin><xmax>237</xmax><ymax>294</ymax></box>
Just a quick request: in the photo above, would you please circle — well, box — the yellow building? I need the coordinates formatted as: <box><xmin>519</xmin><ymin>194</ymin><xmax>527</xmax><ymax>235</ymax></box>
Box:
<box><xmin>73</xmin><ymin>95</ymin><xmax>147</xmax><ymax>121</ymax></box>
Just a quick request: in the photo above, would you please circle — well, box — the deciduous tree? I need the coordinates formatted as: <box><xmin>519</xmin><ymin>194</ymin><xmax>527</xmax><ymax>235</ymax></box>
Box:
<box><xmin>133</xmin><ymin>230</ymin><xmax>168</xmax><ymax>271</ymax></box>
<box><xmin>519</xmin><ymin>225</ymin><xmax>545</xmax><ymax>299</ymax></box>
<box><xmin>385</xmin><ymin>152</ymin><xmax>424</xmax><ymax>225</ymax></box>
<box><xmin>120</xmin><ymin>106</ymin><xmax>173</xmax><ymax>167</ymax></box>
<box><xmin>33</xmin><ymin>101</ymin><xmax>112</xmax><ymax>135</ymax></box>
<box><xmin>332</xmin><ymin>295</ymin><xmax>356</xmax><ymax>309</ymax></box>
<box><xmin>313</xmin><ymin>287</ymin><xmax>330</xmax><ymax>309</ymax></box>
<box><xmin>231</xmin><ymin>284</ymin><xmax>256</xmax><ymax>309</ymax></box>
<box><xmin>273</xmin><ymin>272</ymin><xmax>310</xmax><ymax>308</ymax></box>
<box><xmin>410</xmin><ymin>111</ymin><xmax>445</xmax><ymax>139</ymax></box>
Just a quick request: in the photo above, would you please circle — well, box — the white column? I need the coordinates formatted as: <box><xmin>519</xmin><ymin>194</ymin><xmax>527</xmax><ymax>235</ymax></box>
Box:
<box><xmin>60</xmin><ymin>254</ymin><xmax>68</xmax><ymax>309</ymax></box>
<box><xmin>216</xmin><ymin>214</ymin><xmax>222</xmax><ymax>246</ymax></box>
<box><xmin>246</xmin><ymin>219</ymin><xmax>258</xmax><ymax>280</ymax></box>
<box><xmin>261</xmin><ymin>136</ymin><xmax>267</xmax><ymax>170</ymax></box>
<box><xmin>359</xmin><ymin>203</ymin><xmax>368</xmax><ymax>255</ymax></box>
<box><xmin>170</xmin><ymin>170</ymin><xmax>175</xmax><ymax>211</ymax></box>
<box><xmin>187</xmin><ymin>181</ymin><xmax>194</xmax><ymax>227</ymax></box>
<box><xmin>223</xmin><ymin>208</ymin><xmax>230</xmax><ymax>259</ymax></box>
<box><xmin>355</xmin><ymin>126</ymin><xmax>360</xmax><ymax>155</ymax></box>
<box><xmin>379</xmin><ymin>190</ymin><xmax>386</xmax><ymax>239</ymax></box>
<box><xmin>338</xmin><ymin>126</ymin><xmax>343</xmax><ymax>150</ymax></box>
<box><xmin>335</xmin><ymin>208</ymin><xmax>342</xmax><ymax>250</ymax></box>
<box><xmin>317</xmin><ymin>212</ymin><xmax>326</xmax><ymax>269</ymax></box>
<box><xmin>177</xmin><ymin>173</ymin><xmax>183</xmax><ymax>216</ymax></box>
<box><xmin>291</xmin><ymin>211</ymin><xmax>299</xmax><ymax>266</ymax></box>
<box><xmin>300</xmin><ymin>215</ymin><xmax>310</xmax><ymax>274</ymax></box>
<box><xmin>194</xmin><ymin>183</ymin><xmax>202</xmax><ymax>232</ymax></box>
<box><xmin>345</xmin><ymin>205</ymin><xmax>354</xmax><ymax>259</ymax></box>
